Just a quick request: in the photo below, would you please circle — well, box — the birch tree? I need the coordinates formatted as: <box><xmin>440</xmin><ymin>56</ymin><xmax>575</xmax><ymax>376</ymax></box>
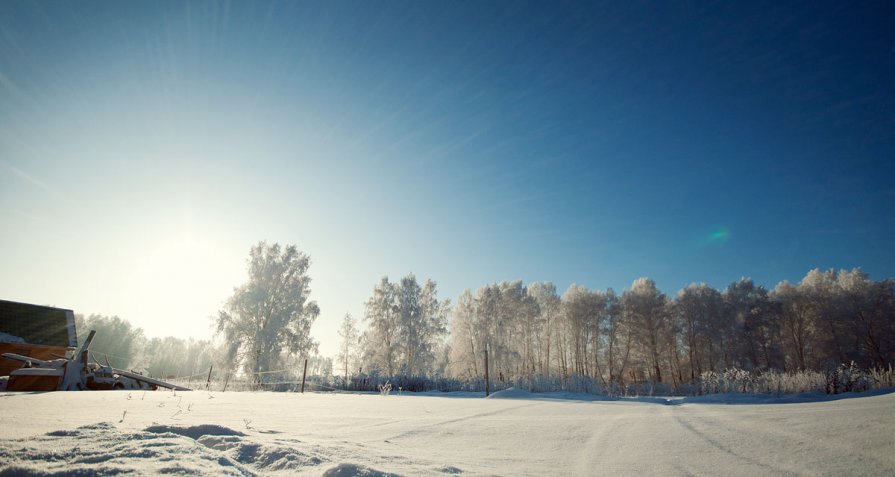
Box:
<box><xmin>622</xmin><ymin>278</ymin><xmax>670</xmax><ymax>383</ymax></box>
<box><xmin>337</xmin><ymin>313</ymin><xmax>360</xmax><ymax>381</ymax></box>
<box><xmin>362</xmin><ymin>277</ymin><xmax>399</xmax><ymax>375</ymax></box>
<box><xmin>215</xmin><ymin>242</ymin><xmax>319</xmax><ymax>383</ymax></box>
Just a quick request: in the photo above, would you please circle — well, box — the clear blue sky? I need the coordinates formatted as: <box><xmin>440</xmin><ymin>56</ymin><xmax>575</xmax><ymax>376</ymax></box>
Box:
<box><xmin>2</xmin><ymin>1</ymin><xmax>893</xmax><ymax>356</ymax></box>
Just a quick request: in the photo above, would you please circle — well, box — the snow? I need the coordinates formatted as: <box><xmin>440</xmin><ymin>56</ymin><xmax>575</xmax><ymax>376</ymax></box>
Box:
<box><xmin>0</xmin><ymin>389</ymin><xmax>893</xmax><ymax>475</ymax></box>
<box><xmin>485</xmin><ymin>387</ymin><xmax>532</xmax><ymax>399</ymax></box>
<box><xmin>0</xmin><ymin>331</ymin><xmax>25</xmax><ymax>343</ymax></box>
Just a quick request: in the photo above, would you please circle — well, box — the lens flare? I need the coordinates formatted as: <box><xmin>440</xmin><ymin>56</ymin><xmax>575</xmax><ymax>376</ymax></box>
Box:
<box><xmin>707</xmin><ymin>227</ymin><xmax>730</xmax><ymax>245</ymax></box>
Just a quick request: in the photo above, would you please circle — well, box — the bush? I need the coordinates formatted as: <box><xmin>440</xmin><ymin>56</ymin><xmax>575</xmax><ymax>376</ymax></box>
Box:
<box><xmin>698</xmin><ymin>364</ymin><xmax>893</xmax><ymax>396</ymax></box>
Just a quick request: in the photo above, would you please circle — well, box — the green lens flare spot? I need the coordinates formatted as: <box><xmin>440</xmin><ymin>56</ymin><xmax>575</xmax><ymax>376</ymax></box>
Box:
<box><xmin>707</xmin><ymin>227</ymin><xmax>730</xmax><ymax>244</ymax></box>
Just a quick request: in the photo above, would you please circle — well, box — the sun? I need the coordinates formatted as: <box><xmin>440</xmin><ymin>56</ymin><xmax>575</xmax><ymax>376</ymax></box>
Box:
<box><xmin>124</xmin><ymin>222</ymin><xmax>230</xmax><ymax>338</ymax></box>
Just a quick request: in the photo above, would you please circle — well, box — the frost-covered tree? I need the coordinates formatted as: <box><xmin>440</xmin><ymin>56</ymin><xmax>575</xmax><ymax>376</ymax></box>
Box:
<box><xmin>799</xmin><ymin>269</ymin><xmax>844</xmax><ymax>366</ymax></box>
<box><xmin>769</xmin><ymin>268</ymin><xmax>895</xmax><ymax>370</ymax></box>
<box><xmin>337</xmin><ymin>313</ymin><xmax>360</xmax><ymax>381</ymax></box>
<box><xmin>414</xmin><ymin>278</ymin><xmax>450</xmax><ymax>375</ymax></box>
<box><xmin>528</xmin><ymin>282</ymin><xmax>560</xmax><ymax>377</ymax></box>
<box><xmin>442</xmin><ymin>269</ymin><xmax>894</xmax><ymax>391</ymax></box>
<box><xmin>674</xmin><ymin>283</ymin><xmax>724</xmax><ymax>378</ymax></box>
<box><xmin>215</xmin><ymin>242</ymin><xmax>319</xmax><ymax>383</ymax></box>
<box><xmin>362</xmin><ymin>277</ymin><xmax>400</xmax><ymax>375</ymax></box>
<box><xmin>363</xmin><ymin>274</ymin><xmax>448</xmax><ymax>377</ymax></box>
<box><xmin>622</xmin><ymin>278</ymin><xmax>671</xmax><ymax>383</ymax></box>
<box><xmin>562</xmin><ymin>284</ymin><xmax>605</xmax><ymax>379</ymax></box>
<box><xmin>485</xmin><ymin>281</ymin><xmax>523</xmax><ymax>383</ymax></box>
<box><xmin>723</xmin><ymin>278</ymin><xmax>780</xmax><ymax>370</ymax></box>
<box><xmin>72</xmin><ymin>314</ymin><xmax>218</xmax><ymax>380</ymax></box>
<box><xmin>398</xmin><ymin>275</ymin><xmax>424</xmax><ymax>376</ymax></box>
<box><xmin>138</xmin><ymin>337</ymin><xmax>214</xmax><ymax>381</ymax></box>
<box><xmin>496</xmin><ymin>281</ymin><xmax>533</xmax><ymax>380</ymax></box>
<box><xmin>835</xmin><ymin>269</ymin><xmax>894</xmax><ymax>368</ymax></box>
<box><xmin>448</xmin><ymin>289</ymin><xmax>479</xmax><ymax>379</ymax></box>
<box><xmin>75</xmin><ymin>314</ymin><xmax>145</xmax><ymax>370</ymax></box>
<box><xmin>771</xmin><ymin>280</ymin><xmax>815</xmax><ymax>370</ymax></box>
<box><xmin>475</xmin><ymin>284</ymin><xmax>501</xmax><ymax>375</ymax></box>
<box><xmin>307</xmin><ymin>355</ymin><xmax>333</xmax><ymax>378</ymax></box>
<box><xmin>600</xmin><ymin>288</ymin><xmax>630</xmax><ymax>387</ymax></box>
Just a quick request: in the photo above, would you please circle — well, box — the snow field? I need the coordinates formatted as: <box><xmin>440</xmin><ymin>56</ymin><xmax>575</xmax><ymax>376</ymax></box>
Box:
<box><xmin>0</xmin><ymin>389</ymin><xmax>893</xmax><ymax>476</ymax></box>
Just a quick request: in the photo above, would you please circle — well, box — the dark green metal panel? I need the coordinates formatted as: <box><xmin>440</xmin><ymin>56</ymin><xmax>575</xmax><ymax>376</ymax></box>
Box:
<box><xmin>0</xmin><ymin>299</ymin><xmax>77</xmax><ymax>348</ymax></box>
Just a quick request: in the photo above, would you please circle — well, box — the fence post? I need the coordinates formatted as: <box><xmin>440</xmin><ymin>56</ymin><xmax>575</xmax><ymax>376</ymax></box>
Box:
<box><xmin>205</xmin><ymin>365</ymin><xmax>214</xmax><ymax>391</ymax></box>
<box><xmin>484</xmin><ymin>348</ymin><xmax>490</xmax><ymax>397</ymax></box>
<box><xmin>300</xmin><ymin>358</ymin><xmax>308</xmax><ymax>393</ymax></box>
<box><xmin>223</xmin><ymin>371</ymin><xmax>231</xmax><ymax>392</ymax></box>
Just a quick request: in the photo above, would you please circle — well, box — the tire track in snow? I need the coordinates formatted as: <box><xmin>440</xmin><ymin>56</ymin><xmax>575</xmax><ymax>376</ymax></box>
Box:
<box><xmin>669</xmin><ymin>407</ymin><xmax>797</xmax><ymax>476</ymax></box>
<box><xmin>681</xmin><ymin>405</ymin><xmax>895</xmax><ymax>473</ymax></box>
<box><xmin>384</xmin><ymin>401</ymin><xmax>543</xmax><ymax>442</ymax></box>
<box><xmin>577</xmin><ymin>404</ymin><xmax>710</xmax><ymax>475</ymax></box>
<box><xmin>573</xmin><ymin>406</ymin><xmax>628</xmax><ymax>474</ymax></box>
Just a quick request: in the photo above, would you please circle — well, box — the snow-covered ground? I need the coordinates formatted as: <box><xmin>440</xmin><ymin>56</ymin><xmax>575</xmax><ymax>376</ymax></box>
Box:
<box><xmin>1</xmin><ymin>388</ymin><xmax>893</xmax><ymax>476</ymax></box>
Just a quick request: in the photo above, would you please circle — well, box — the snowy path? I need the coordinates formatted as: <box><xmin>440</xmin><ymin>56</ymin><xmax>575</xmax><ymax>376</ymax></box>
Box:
<box><xmin>0</xmin><ymin>390</ymin><xmax>893</xmax><ymax>476</ymax></box>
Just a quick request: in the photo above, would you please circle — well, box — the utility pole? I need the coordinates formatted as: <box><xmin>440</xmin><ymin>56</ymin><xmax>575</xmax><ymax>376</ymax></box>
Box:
<box><xmin>205</xmin><ymin>366</ymin><xmax>214</xmax><ymax>391</ymax></box>
<box><xmin>300</xmin><ymin>358</ymin><xmax>308</xmax><ymax>393</ymax></box>
<box><xmin>484</xmin><ymin>347</ymin><xmax>490</xmax><ymax>397</ymax></box>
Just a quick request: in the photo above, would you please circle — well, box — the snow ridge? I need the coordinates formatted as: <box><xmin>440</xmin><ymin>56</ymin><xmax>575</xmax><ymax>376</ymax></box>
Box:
<box><xmin>0</xmin><ymin>422</ymin><xmax>395</xmax><ymax>476</ymax></box>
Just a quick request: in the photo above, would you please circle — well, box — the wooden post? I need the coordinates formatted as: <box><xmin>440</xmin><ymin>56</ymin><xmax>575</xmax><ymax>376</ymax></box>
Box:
<box><xmin>484</xmin><ymin>348</ymin><xmax>490</xmax><ymax>397</ymax></box>
<box><xmin>223</xmin><ymin>371</ymin><xmax>231</xmax><ymax>392</ymax></box>
<box><xmin>205</xmin><ymin>365</ymin><xmax>214</xmax><ymax>391</ymax></box>
<box><xmin>300</xmin><ymin>358</ymin><xmax>308</xmax><ymax>393</ymax></box>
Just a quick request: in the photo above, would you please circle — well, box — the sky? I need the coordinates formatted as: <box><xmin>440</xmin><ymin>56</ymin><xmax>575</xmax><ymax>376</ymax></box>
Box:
<box><xmin>1</xmin><ymin>1</ymin><xmax>893</xmax><ymax>357</ymax></box>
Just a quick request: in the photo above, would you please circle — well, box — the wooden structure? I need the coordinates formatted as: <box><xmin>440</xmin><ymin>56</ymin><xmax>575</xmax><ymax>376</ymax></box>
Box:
<box><xmin>0</xmin><ymin>299</ymin><xmax>77</xmax><ymax>377</ymax></box>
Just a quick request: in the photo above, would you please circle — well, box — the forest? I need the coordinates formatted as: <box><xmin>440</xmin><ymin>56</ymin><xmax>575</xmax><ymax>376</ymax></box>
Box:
<box><xmin>77</xmin><ymin>243</ymin><xmax>894</xmax><ymax>394</ymax></box>
<box><xmin>348</xmin><ymin>268</ymin><xmax>894</xmax><ymax>394</ymax></box>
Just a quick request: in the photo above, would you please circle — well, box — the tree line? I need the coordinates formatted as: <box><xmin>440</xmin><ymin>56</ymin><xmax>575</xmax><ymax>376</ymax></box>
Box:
<box><xmin>74</xmin><ymin>314</ymin><xmax>215</xmax><ymax>380</ymax></box>
<box><xmin>72</xmin><ymin>243</ymin><xmax>895</xmax><ymax>393</ymax></box>
<box><xmin>215</xmin><ymin>243</ymin><xmax>893</xmax><ymax>391</ymax></box>
<box><xmin>441</xmin><ymin>269</ymin><xmax>894</xmax><ymax>390</ymax></box>
<box><xmin>346</xmin><ymin>268</ymin><xmax>894</xmax><ymax>392</ymax></box>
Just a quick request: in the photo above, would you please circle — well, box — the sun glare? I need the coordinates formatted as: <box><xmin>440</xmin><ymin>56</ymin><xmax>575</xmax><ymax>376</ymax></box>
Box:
<box><xmin>124</xmin><ymin>224</ymin><xmax>232</xmax><ymax>338</ymax></box>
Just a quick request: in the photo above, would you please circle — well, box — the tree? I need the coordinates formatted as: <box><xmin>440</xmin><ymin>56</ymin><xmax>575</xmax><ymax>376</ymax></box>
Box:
<box><xmin>600</xmin><ymin>288</ymin><xmax>630</xmax><ymax>388</ymax></box>
<box><xmin>398</xmin><ymin>275</ymin><xmax>424</xmax><ymax>376</ymax></box>
<box><xmin>363</xmin><ymin>274</ymin><xmax>449</xmax><ymax>377</ymax></box>
<box><xmin>448</xmin><ymin>289</ymin><xmax>479</xmax><ymax>379</ymax></box>
<box><xmin>414</xmin><ymin>277</ymin><xmax>450</xmax><ymax>375</ymax></box>
<box><xmin>362</xmin><ymin>277</ymin><xmax>400</xmax><ymax>375</ymax></box>
<box><xmin>674</xmin><ymin>283</ymin><xmax>724</xmax><ymax>378</ymax></box>
<box><xmin>800</xmin><ymin>269</ymin><xmax>844</xmax><ymax>366</ymax></box>
<box><xmin>139</xmin><ymin>336</ymin><xmax>213</xmax><ymax>381</ymax></box>
<box><xmin>771</xmin><ymin>281</ymin><xmax>814</xmax><ymax>371</ymax></box>
<box><xmin>562</xmin><ymin>284</ymin><xmax>604</xmax><ymax>379</ymax></box>
<box><xmin>337</xmin><ymin>313</ymin><xmax>360</xmax><ymax>381</ymax></box>
<box><xmin>215</xmin><ymin>242</ymin><xmax>319</xmax><ymax>384</ymax></box>
<box><xmin>528</xmin><ymin>282</ymin><xmax>560</xmax><ymax>378</ymax></box>
<box><xmin>75</xmin><ymin>314</ymin><xmax>145</xmax><ymax>370</ymax></box>
<box><xmin>622</xmin><ymin>278</ymin><xmax>671</xmax><ymax>383</ymax></box>
<box><xmin>836</xmin><ymin>269</ymin><xmax>894</xmax><ymax>368</ymax></box>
